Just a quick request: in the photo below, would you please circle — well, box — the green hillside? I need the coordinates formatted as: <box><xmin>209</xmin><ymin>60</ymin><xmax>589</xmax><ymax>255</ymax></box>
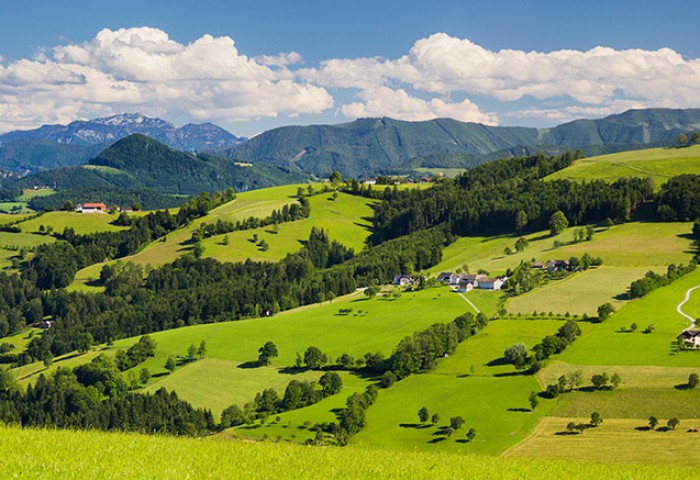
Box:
<box><xmin>11</xmin><ymin>134</ymin><xmax>310</xmax><ymax>196</ymax></box>
<box><xmin>546</xmin><ymin>145</ymin><xmax>700</xmax><ymax>185</ymax></box>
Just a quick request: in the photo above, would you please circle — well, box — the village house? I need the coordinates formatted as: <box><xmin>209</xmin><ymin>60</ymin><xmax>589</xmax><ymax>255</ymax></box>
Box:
<box><xmin>477</xmin><ymin>277</ymin><xmax>507</xmax><ymax>291</ymax></box>
<box><xmin>680</xmin><ymin>328</ymin><xmax>700</xmax><ymax>348</ymax></box>
<box><xmin>456</xmin><ymin>278</ymin><xmax>476</xmax><ymax>292</ymax></box>
<box><xmin>393</xmin><ymin>274</ymin><xmax>414</xmax><ymax>286</ymax></box>
<box><xmin>363</xmin><ymin>178</ymin><xmax>377</xmax><ymax>185</ymax></box>
<box><xmin>77</xmin><ymin>202</ymin><xmax>108</xmax><ymax>213</ymax></box>
<box><xmin>436</xmin><ymin>272</ymin><xmax>453</xmax><ymax>283</ymax></box>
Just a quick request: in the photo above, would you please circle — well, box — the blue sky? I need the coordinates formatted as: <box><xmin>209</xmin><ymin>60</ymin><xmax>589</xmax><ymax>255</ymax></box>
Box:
<box><xmin>1</xmin><ymin>0</ymin><xmax>699</xmax><ymax>136</ymax></box>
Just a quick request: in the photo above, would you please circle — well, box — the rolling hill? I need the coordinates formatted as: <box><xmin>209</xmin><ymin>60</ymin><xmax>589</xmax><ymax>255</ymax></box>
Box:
<box><xmin>222</xmin><ymin>108</ymin><xmax>700</xmax><ymax>177</ymax></box>
<box><xmin>10</xmin><ymin>134</ymin><xmax>310</xmax><ymax>196</ymax></box>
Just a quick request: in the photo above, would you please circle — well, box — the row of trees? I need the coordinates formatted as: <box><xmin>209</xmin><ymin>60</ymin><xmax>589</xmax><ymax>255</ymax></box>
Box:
<box><xmin>629</xmin><ymin>263</ymin><xmax>697</xmax><ymax>299</ymax></box>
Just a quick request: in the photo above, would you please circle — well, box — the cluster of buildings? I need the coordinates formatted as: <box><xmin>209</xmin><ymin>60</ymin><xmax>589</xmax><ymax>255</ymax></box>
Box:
<box><xmin>76</xmin><ymin>203</ymin><xmax>133</xmax><ymax>214</ymax></box>
<box><xmin>531</xmin><ymin>259</ymin><xmax>570</xmax><ymax>273</ymax></box>
<box><xmin>436</xmin><ymin>272</ymin><xmax>507</xmax><ymax>291</ymax></box>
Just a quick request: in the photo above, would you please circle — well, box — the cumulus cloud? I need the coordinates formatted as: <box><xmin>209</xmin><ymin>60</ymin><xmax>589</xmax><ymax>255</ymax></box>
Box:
<box><xmin>306</xmin><ymin>33</ymin><xmax>700</xmax><ymax>122</ymax></box>
<box><xmin>338</xmin><ymin>87</ymin><xmax>496</xmax><ymax>124</ymax></box>
<box><xmin>0</xmin><ymin>27</ymin><xmax>333</xmax><ymax>131</ymax></box>
<box><xmin>2</xmin><ymin>29</ymin><xmax>700</xmax><ymax>132</ymax></box>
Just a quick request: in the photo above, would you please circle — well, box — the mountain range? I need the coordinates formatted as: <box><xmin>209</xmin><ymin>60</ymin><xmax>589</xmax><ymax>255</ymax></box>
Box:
<box><xmin>2</xmin><ymin>108</ymin><xmax>700</xmax><ymax>181</ymax></box>
<box><xmin>221</xmin><ymin>109</ymin><xmax>700</xmax><ymax>177</ymax></box>
<box><xmin>0</xmin><ymin>113</ymin><xmax>244</xmax><ymax>175</ymax></box>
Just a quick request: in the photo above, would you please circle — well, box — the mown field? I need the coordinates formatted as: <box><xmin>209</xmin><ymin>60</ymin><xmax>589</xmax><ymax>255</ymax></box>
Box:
<box><xmin>1</xmin><ymin>426</ymin><xmax>690</xmax><ymax>480</ymax></box>
<box><xmin>546</xmin><ymin>145</ymin><xmax>700</xmax><ymax>186</ymax></box>
<box><xmin>19</xmin><ymin>211</ymin><xmax>129</xmax><ymax>235</ymax></box>
<box><xmin>506</xmin><ymin>417</ymin><xmax>700</xmax><ymax>466</ymax></box>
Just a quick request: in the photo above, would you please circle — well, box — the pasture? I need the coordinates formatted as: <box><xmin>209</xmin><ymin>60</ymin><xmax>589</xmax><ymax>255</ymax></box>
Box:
<box><xmin>506</xmin><ymin>416</ymin><xmax>700</xmax><ymax>466</ymax></box>
<box><xmin>19</xmin><ymin>211</ymin><xmax>128</xmax><ymax>235</ymax></box>
<box><xmin>546</xmin><ymin>145</ymin><xmax>700</xmax><ymax>187</ymax></box>
<box><xmin>1</xmin><ymin>426</ymin><xmax>691</xmax><ymax>480</ymax></box>
<box><xmin>559</xmin><ymin>268</ymin><xmax>700</xmax><ymax>367</ymax></box>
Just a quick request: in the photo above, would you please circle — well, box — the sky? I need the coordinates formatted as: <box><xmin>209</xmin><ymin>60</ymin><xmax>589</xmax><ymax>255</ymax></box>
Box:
<box><xmin>1</xmin><ymin>0</ymin><xmax>699</xmax><ymax>136</ymax></box>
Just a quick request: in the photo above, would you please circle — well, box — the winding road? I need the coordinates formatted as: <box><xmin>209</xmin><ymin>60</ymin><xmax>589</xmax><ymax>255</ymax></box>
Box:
<box><xmin>677</xmin><ymin>285</ymin><xmax>700</xmax><ymax>327</ymax></box>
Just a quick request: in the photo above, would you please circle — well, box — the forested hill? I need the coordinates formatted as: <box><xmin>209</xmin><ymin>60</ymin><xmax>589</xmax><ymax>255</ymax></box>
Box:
<box><xmin>10</xmin><ymin>134</ymin><xmax>309</xmax><ymax>196</ymax></box>
<box><xmin>222</xmin><ymin>108</ymin><xmax>700</xmax><ymax>178</ymax></box>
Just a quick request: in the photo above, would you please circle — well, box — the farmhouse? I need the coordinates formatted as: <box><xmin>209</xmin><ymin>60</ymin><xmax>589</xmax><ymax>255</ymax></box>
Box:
<box><xmin>78</xmin><ymin>202</ymin><xmax>107</xmax><ymax>213</ymax></box>
<box><xmin>363</xmin><ymin>178</ymin><xmax>377</xmax><ymax>185</ymax></box>
<box><xmin>477</xmin><ymin>277</ymin><xmax>507</xmax><ymax>291</ymax></box>
<box><xmin>456</xmin><ymin>279</ymin><xmax>476</xmax><ymax>292</ymax></box>
<box><xmin>680</xmin><ymin>328</ymin><xmax>700</xmax><ymax>348</ymax></box>
<box><xmin>436</xmin><ymin>272</ymin><xmax>453</xmax><ymax>283</ymax></box>
<box><xmin>393</xmin><ymin>274</ymin><xmax>414</xmax><ymax>286</ymax></box>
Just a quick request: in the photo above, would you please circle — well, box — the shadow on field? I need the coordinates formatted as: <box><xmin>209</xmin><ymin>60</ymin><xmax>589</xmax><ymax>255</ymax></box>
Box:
<box><xmin>151</xmin><ymin>372</ymin><xmax>169</xmax><ymax>379</ymax></box>
<box><xmin>428</xmin><ymin>437</ymin><xmax>447</xmax><ymax>444</ymax></box>
<box><xmin>486</xmin><ymin>357</ymin><xmax>510</xmax><ymax>367</ymax></box>
<box><xmin>493</xmin><ymin>371</ymin><xmax>529</xmax><ymax>378</ymax></box>
<box><xmin>237</xmin><ymin>361</ymin><xmax>260</xmax><ymax>369</ymax></box>
<box><xmin>399</xmin><ymin>423</ymin><xmax>432</xmax><ymax>429</ymax></box>
<box><xmin>674</xmin><ymin>383</ymin><xmax>693</xmax><ymax>390</ymax></box>
<box><xmin>507</xmin><ymin>408</ymin><xmax>531</xmax><ymax>413</ymax></box>
<box><xmin>455</xmin><ymin>439</ymin><xmax>471</xmax><ymax>444</ymax></box>
<box><xmin>635</xmin><ymin>426</ymin><xmax>652</xmax><ymax>432</ymax></box>
<box><xmin>554</xmin><ymin>431</ymin><xmax>581</xmax><ymax>436</ymax></box>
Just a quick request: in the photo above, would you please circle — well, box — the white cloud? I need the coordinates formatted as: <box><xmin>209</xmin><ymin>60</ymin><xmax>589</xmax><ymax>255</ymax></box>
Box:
<box><xmin>338</xmin><ymin>87</ymin><xmax>496</xmax><ymax>124</ymax></box>
<box><xmin>305</xmin><ymin>33</ymin><xmax>700</xmax><ymax>121</ymax></box>
<box><xmin>0</xmin><ymin>27</ymin><xmax>333</xmax><ymax>132</ymax></box>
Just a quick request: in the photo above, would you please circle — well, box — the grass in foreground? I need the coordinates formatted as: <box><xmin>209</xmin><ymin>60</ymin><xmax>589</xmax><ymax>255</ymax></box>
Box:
<box><xmin>507</xmin><ymin>416</ymin><xmax>700</xmax><ymax>466</ymax></box>
<box><xmin>1</xmin><ymin>425</ymin><xmax>693</xmax><ymax>480</ymax></box>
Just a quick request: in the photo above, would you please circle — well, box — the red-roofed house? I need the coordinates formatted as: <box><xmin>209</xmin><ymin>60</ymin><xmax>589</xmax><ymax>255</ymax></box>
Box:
<box><xmin>78</xmin><ymin>203</ymin><xmax>108</xmax><ymax>213</ymax></box>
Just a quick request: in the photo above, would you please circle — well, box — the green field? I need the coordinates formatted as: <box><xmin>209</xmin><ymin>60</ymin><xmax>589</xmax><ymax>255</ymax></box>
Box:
<box><xmin>68</xmin><ymin>185</ymin><xmax>376</xmax><ymax>291</ymax></box>
<box><xmin>506</xmin><ymin>267</ymin><xmax>658</xmax><ymax>316</ymax></box>
<box><xmin>19</xmin><ymin>211</ymin><xmax>128</xmax><ymax>235</ymax></box>
<box><xmin>507</xmin><ymin>417</ymin><xmax>700</xmax><ymax>466</ymax></box>
<box><xmin>1</xmin><ymin>426</ymin><xmax>692</xmax><ymax>480</ymax></box>
<box><xmin>546</xmin><ymin>145</ymin><xmax>700</xmax><ymax>186</ymax></box>
<box><xmin>559</xmin><ymin>268</ymin><xmax>700</xmax><ymax>367</ymax></box>
<box><xmin>17</xmin><ymin>188</ymin><xmax>55</xmax><ymax>201</ymax></box>
<box><xmin>19</xmin><ymin>287</ymin><xmax>470</xmax><ymax>416</ymax></box>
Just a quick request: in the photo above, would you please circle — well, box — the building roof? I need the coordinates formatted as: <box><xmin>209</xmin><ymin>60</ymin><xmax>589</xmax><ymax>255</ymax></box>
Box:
<box><xmin>82</xmin><ymin>202</ymin><xmax>107</xmax><ymax>209</ymax></box>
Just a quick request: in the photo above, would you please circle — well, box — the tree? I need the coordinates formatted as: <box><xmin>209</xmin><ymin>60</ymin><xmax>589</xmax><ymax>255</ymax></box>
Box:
<box><xmin>678</xmin><ymin>133</ymin><xmax>688</xmax><ymax>146</ymax></box>
<box><xmin>221</xmin><ymin>404</ymin><xmax>246</xmax><ymax>428</ymax></box>
<box><xmin>329</xmin><ymin>171</ymin><xmax>343</xmax><ymax>185</ymax></box>
<box><xmin>364</xmin><ymin>286</ymin><xmax>380</xmax><ymax>299</ymax></box>
<box><xmin>610</xmin><ymin>373</ymin><xmax>622</xmax><ymax>389</ymax></box>
<box><xmin>591</xmin><ymin>372</ymin><xmax>609</xmax><ymax>390</ymax></box>
<box><xmin>688</xmin><ymin>373</ymin><xmax>699</xmax><ymax>389</ymax></box>
<box><xmin>319</xmin><ymin>371</ymin><xmax>343</xmax><ymax>396</ymax></box>
<box><xmin>418</xmin><ymin>406</ymin><xmax>429</xmax><ymax>423</ymax></box>
<box><xmin>165</xmin><ymin>357</ymin><xmax>176</xmax><ymax>372</ymax></box>
<box><xmin>466</xmin><ymin>428</ymin><xmax>476</xmax><ymax>442</ymax></box>
<box><xmin>590</xmin><ymin>411</ymin><xmax>603</xmax><ymax>427</ymax></box>
<box><xmin>667</xmin><ymin>417</ymin><xmax>680</xmax><ymax>430</ymax></box>
<box><xmin>43</xmin><ymin>353</ymin><xmax>53</xmax><ymax>369</ymax></box>
<box><xmin>75</xmin><ymin>332</ymin><xmax>93</xmax><ymax>355</ymax></box>
<box><xmin>515</xmin><ymin>210</ymin><xmax>528</xmax><ymax>231</ymax></box>
<box><xmin>648</xmin><ymin>416</ymin><xmax>658</xmax><ymax>430</ymax></box>
<box><xmin>197</xmin><ymin>340</ymin><xmax>207</xmax><ymax>359</ymax></box>
<box><xmin>131</xmin><ymin>202</ymin><xmax>142</xmax><ymax>211</ymax></box>
<box><xmin>692</xmin><ymin>132</ymin><xmax>700</xmax><ymax>145</ymax></box>
<box><xmin>514</xmin><ymin>236</ymin><xmax>529</xmax><ymax>252</ymax></box>
<box><xmin>303</xmin><ymin>346</ymin><xmax>327</xmax><ymax>369</ymax></box>
<box><xmin>549</xmin><ymin>210</ymin><xmax>569</xmax><ymax>236</ymax></box>
<box><xmin>431</xmin><ymin>413</ymin><xmax>440</xmax><ymax>425</ymax></box>
<box><xmin>597</xmin><ymin>303</ymin><xmax>615</xmax><ymax>322</ymax></box>
<box><xmin>450</xmin><ymin>416</ymin><xmax>465</xmax><ymax>430</ymax></box>
<box><xmin>380</xmin><ymin>370</ymin><xmax>397</xmax><ymax>388</ymax></box>
<box><xmin>504</xmin><ymin>342</ymin><xmax>528</xmax><ymax>367</ymax></box>
<box><xmin>139</xmin><ymin>368</ymin><xmax>150</xmax><ymax>384</ymax></box>
<box><xmin>528</xmin><ymin>391</ymin><xmax>539</xmax><ymax>411</ymax></box>
<box><xmin>258</xmin><ymin>341</ymin><xmax>278</xmax><ymax>366</ymax></box>
<box><xmin>566</xmin><ymin>422</ymin><xmax>577</xmax><ymax>434</ymax></box>
<box><xmin>187</xmin><ymin>344</ymin><xmax>198</xmax><ymax>362</ymax></box>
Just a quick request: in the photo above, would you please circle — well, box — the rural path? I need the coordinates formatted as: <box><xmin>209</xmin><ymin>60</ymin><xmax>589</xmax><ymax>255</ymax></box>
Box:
<box><xmin>456</xmin><ymin>292</ymin><xmax>481</xmax><ymax>314</ymax></box>
<box><xmin>677</xmin><ymin>285</ymin><xmax>700</xmax><ymax>327</ymax></box>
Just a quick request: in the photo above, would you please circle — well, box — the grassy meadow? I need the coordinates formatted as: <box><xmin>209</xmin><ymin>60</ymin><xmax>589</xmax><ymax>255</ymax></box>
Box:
<box><xmin>67</xmin><ymin>185</ymin><xmax>376</xmax><ymax>291</ymax></box>
<box><xmin>1</xmin><ymin>426</ymin><xmax>692</xmax><ymax>480</ymax></box>
<box><xmin>546</xmin><ymin>145</ymin><xmax>700</xmax><ymax>186</ymax></box>
<box><xmin>19</xmin><ymin>211</ymin><xmax>128</xmax><ymax>235</ymax></box>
